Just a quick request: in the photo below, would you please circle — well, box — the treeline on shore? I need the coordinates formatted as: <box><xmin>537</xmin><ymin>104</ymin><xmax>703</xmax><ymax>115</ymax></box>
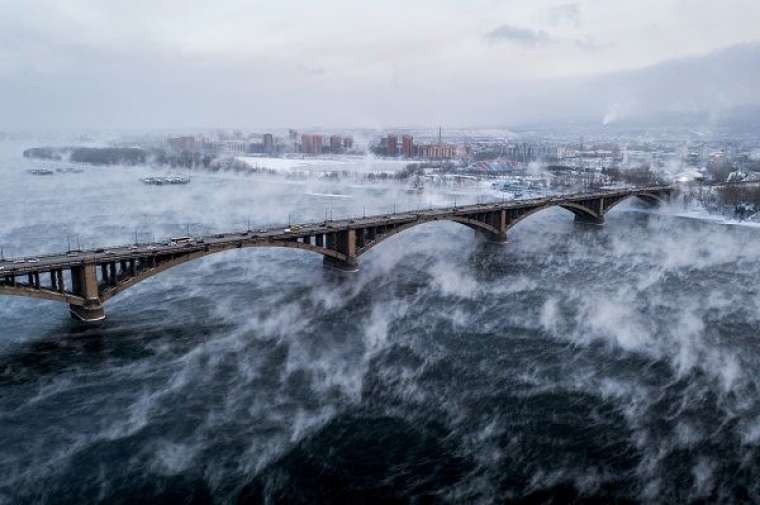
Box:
<box><xmin>23</xmin><ymin>146</ymin><xmax>217</xmax><ymax>167</ymax></box>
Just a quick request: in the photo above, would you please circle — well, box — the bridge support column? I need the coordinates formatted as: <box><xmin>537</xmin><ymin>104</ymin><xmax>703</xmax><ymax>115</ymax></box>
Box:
<box><xmin>476</xmin><ymin>210</ymin><xmax>507</xmax><ymax>242</ymax></box>
<box><xmin>323</xmin><ymin>229</ymin><xmax>359</xmax><ymax>272</ymax></box>
<box><xmin>573</xmin><ymin>198</ymin><xmax>605</xmax><ymax>225</ymax></box>
<box><xmin>489</xmin><ymin>210</ymin><xmax>508</xmax><ymax>242</ymax></box>
<box><xmin>69</xmin><ymin>262</ymin><xmax>105</xmax><ymax>323</ymax></box>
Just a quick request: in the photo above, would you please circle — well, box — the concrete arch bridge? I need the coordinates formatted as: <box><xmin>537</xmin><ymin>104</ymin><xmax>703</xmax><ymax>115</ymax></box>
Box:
<box><xmin>0</xmin><ymin>186</ymin><xmax>672</xmax><ymax>322</ymax></box>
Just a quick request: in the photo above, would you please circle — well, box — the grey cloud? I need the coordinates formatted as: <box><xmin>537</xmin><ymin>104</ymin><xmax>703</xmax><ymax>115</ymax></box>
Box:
<box><xmin>484</xmin><ymin>23</ymin><xmax>600</xmax><ymax>51</ymax></box>
<box><xmin>546</xmin><ymin>3</ymin><xmax>581</xmax><ymax>27</ymax></box>
<box><xmin>484</xmin><ymin>24</ymin><xmax>554</xmax><ymax>46</ymax></box>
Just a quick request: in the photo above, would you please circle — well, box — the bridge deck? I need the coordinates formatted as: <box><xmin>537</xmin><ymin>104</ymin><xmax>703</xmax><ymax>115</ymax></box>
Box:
<box><xmin>0</xmin><ymin>186</ymin><xmax>671</xmax><ymax>276</ymax></box>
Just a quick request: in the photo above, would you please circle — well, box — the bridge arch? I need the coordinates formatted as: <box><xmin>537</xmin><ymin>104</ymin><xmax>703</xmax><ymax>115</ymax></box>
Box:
<box><xmin>0</xmin><ymin>285</ymin><xmax>86</xmax><ymax>306</ymax></box>
<box><xmin>356</xmin><ymin>215</ymin><xmax>501</xmax><ymax>257</ymax></box>
<box><xmin>504</xmin><ymin>202</ymin><xmax>601</xmax><ymax>232</ymax></box>
<box><xmin>602</xmin><ymin>191</ymin><xmax>669</xmax><ymax>213</ymax></box>
<box><xmin>504</xmin><ymin>193</ymin><xmax>668</xmax><ymax>232</ymax></box>
<box><xmin>100</xmin><ymin>240</ymin><xmax>347</xmax><ymax>302</ymax></box>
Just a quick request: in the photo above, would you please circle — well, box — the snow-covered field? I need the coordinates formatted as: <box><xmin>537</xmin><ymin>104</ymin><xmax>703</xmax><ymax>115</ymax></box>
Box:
<box><xmin>236</xmin><ymin>155</ymin><xmax>409</xmax><ymax>174</ymax></box>
<box><xmin>665</xmin><ymin>205</ymin><xmax>760</xmax><ymax>228</ymax></box>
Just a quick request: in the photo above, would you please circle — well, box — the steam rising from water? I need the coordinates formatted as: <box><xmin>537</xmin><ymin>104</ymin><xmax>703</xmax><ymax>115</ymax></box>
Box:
<box><xmin>3</xmin><ymin>140</ymin><xmax>760</xmax><ymax>503</ymax></box>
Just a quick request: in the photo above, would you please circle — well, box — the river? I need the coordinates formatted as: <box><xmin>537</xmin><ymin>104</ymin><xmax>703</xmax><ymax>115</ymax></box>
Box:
<box><xmin>2</xmin><ymin>139</ymin><xmax>760</xmax><ymax>504</ymax></box>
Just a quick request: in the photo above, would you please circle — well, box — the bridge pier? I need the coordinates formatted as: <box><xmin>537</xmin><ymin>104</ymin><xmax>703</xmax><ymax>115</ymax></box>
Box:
<box><xmin>323</xmin><ymin>229</ymin><xmax>359</xmax><ymax>272</ymax></box>
<box><xmin>573</xmin><ymin>214</ymin><xmax>605</xmax><ymax>226</ymax></box>
<box><xmin>69</xmin><ymin>302</ymin><xmax>106</xmax><ymax>323</ymax></box>
<box><xmin>69</xmin><ymin>262</ymin><xmax>106</xmax><ymax>323</ymax></box>
<box><xmin>475</xmin><ymin>229</ymin><xmax>507</xmax><ymax>243</ymax></box>
<box><xmin>474</xmin><ymin>209</ymin><xmax>508</xmax><ymax>242</ymax></box>
<box><xmin>486</xmin><ymin>230</ymin><xmax>508</xmax><ymax>242</ymax></box>
<box><xmin>323</xmin><ymin>256</ymin><xmax>359</xmax><ymax>273</ymax></box>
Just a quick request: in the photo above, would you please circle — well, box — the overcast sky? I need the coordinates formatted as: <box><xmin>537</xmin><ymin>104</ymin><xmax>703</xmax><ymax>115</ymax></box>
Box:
<box><xmin>1</xmin><ymin>0</ymin><xmax>759</xmax><ymax>130</ymax></box>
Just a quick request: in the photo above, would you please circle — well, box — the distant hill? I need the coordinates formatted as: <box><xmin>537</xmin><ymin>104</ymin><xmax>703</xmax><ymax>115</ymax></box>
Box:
<box><xmin>509</xmin><ymin>43</ymin><xmax>760</xmax><ymax>130</ymax></box>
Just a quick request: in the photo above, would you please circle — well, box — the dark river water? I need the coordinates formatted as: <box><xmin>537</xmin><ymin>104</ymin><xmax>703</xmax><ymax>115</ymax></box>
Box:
<box><xmin>2</xmin><ymin>140</ymin><xmax>760</xmax><ymax>504</ymax></box>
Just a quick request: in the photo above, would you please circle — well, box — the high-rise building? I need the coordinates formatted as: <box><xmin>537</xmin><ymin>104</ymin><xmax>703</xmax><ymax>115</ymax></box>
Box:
<box><xmin>387</xmin><ymin>134</ymin><xmax>398</xmax><ymax>156</ymax></box>
<box><xmin>417</xmin><ymin>143</ymin><xmax>456</xmax><ymax>159</ymax></box>
<box><xmin>263</xmin><ymin>133</ymin><xmax>274</xmax><ymax>154</ymax></box>
<box><xmin>301</xmin><ymin>134</ymin><xmax>323</xmax><ymax>155</ymax></box>
<box><xmin>301</xmin><ymin>134</ymin><xmax>312</xmax><ymax>154</ymax></box>
<box><xmin>168</xmin><ymin>136</ymin><xmax>196</xmax><ymax>151</ymax></box>
<box><xmin>329</xmin><ymin>135</ymin><xmax>342</xmax><ymax>153</ymax></box>
<box><xmin>401</xmin><ymin>135</ymin><xmax>413</xmax><ymax>157</ymax></box>
<box><xmin>343</xmin><ymin>137</ymin><xmax>353</xmax><ymax>150</ymax></box>
<box><xmin>220</xmin><ymin>140</ymin><xmax>247</xmax><ymax>154</ymax></box>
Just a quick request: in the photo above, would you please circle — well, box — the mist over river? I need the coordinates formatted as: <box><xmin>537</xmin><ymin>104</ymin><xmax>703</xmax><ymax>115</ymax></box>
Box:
<box><xmin>3</xmin><ymin>139</ymin><xmax>760</xmax><ymax>504</ymax></box>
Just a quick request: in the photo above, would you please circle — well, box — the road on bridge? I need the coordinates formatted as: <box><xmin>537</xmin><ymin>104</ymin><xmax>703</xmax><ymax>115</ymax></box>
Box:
<box><xmin>0</xmin><ymin>185</ymin><xmax>674</xmax><ymax>322</ymax></box>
